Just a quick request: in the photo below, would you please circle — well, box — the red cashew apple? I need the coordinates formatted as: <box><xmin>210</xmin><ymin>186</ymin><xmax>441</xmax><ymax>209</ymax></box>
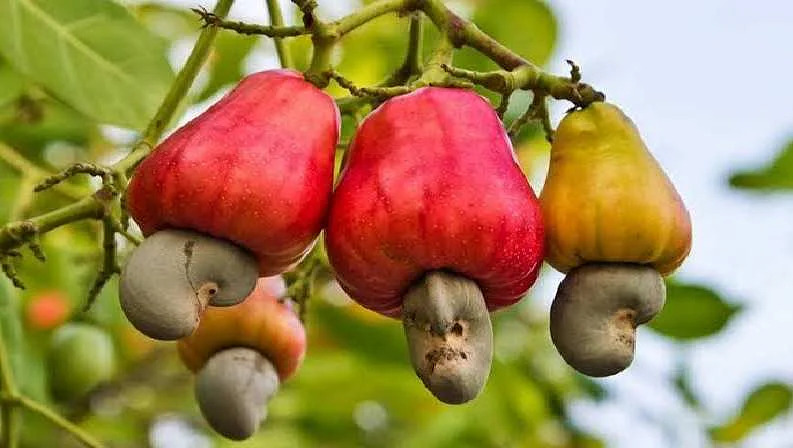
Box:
<box><xmin>178</xmin><ymin>277</ymin><xmax>305</xmax><ymax>440</ymax></box>
<box><xmin>326</xmin><ymin>87</ymin><xmax>545</xmax><ymax>404</ymax></box>
<box><xmin>120</xmin><ymin>69</ymin><xmax>339</xmax><ymax>340</ymax></box>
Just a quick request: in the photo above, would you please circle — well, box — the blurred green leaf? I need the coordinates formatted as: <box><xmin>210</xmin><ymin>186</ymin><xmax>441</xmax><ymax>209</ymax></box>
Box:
<box><xmin>132</xmin><ymin>2</ymin><xmax>201</xmax><ymax>41</ymax></box>
<box><xmin>0</xmin><ymin>277</ymin><xmax>24</xmax><ymax>377</ymax></box>
<box><xmin>0</xmin><ymin>161</ymin><xmax>22</xmax><ymax>223</ymax></box>
<box><xmin>196</xmin><ymin>32</ymin><xmax>259</xmax><ymax>102</ymax></box>
<box><xmin>286</xmin><ymin>35</ymin><xmax>313</xmax><ymax>73</ymax></box>
<box><xmin>334</xmin><ymin>14</ymin><xmax>412</xmax><ymax>94</ymax></box>
<box><xmin>0</xmin><ymin>61</ymin><xmax>26</xmax><ymax>107</ymax></box>
<box><xmin>673</xmin><ymin>365</ymin><xmax>701</xmax><ymax>409</ymax></box>
<box><xmin>649</xmin><ymin>281</ymin><xmax>741</xmax><ymax>341</ymax></box>
<box><xmin>576</xmin><ymin>376</ymin><xmax>608</xmax><ymax>402</ymax></box>
<box><xmin>313</xmin><ymin>302</ymin><xmax>407</xmax><ymax>366</ymax></box>
<box><xmin>729</xmin><ymin>139</ymin><xmax>793</xmax><ymax>191</ymax></box>
<box><xmin>0</xmin><ymin>0</ymin><xmax>174</xmax><ymax>130</ymax></box>
<box><xmin>0</xmin><ymin>276</ymin><xmax>49</xmax><ymax>402</ymax></box>
<box><xmin>709</xmin><ymin>382</ymin><xmax>793</xmax><ymax>442</ymax></box>
<box><xmin>455</xmin><ymin>0</ymin><xmax>557</xmax><ymax>72</ymax></box>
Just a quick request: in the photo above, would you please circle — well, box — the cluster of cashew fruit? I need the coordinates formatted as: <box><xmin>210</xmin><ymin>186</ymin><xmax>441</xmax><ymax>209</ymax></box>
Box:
<box><xmin>118</xmin><ymin>68</ymin><xmax>690</xmax><ymax>438</ymax></box>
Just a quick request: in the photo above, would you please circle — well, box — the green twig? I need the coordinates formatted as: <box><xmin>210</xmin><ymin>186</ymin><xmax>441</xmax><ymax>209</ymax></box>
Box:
<box><xmin>34</xmin><ymin>163</ymin><xmax>113</xmax><ymax>194</ymax></box>
<box><xmin>1</xmin><ymin>402</ymin><xmax>18</xmax><ymax>448</ymax></box>
<box><xmin>192</xmin><ymin>6</ymin><xmax>306</xmax><ymax>37</ymax></box>
<box><xmin>291</xmin><ymin>0</ymin><xmax>318</xmax><ymax>28</ymax></box>
<box><xmin>0</xmin><ymin>143</ymin><xmax>85</xmax><ymax>200</ymax></box>
<box><xmin>418</xmin><ymin>36</ymin><xmax>455</xmax><ymax>85</ymax></box>
<box><xmin>333</xmin><ymin>0</ymin><xmax>411</xmax><ymax>36</ymax></box>
<box><xmin>2</xmin><ymin>303</ymin><xmax>106</xmax><ymax>445</ymax></box>
<box><xmin>265</xmin><ymin>0</ymin><xmax>294</xmax><ymax>68</ymax></box>
<box><xmin>0</xmin><ymin>321</ymin><xmax>19</xmax><ymax>448</ymax></box>
<box><xmin>567</xmin><ymin>59</ymin><xmax>582</xmax><ymax>83</ymax></box>
<box><xmin>441</xmin><ymin>62</ymin><xmax>603</xmax><ymax>107</ymax></box>
<box><xmin>0</xmin><ymin>197</ymin><xmax>103</xmax><ymax>255</ymax></box>
<box><xmin>284</xmin><ymin>246</ymin><xmax>325</xmax><ymax>322</ymax></box>
<box><xmin>328</xmin><ymin>71</ymin><xmax>413</xmax><ymax>99</ymax></box>
<box><xmin>0</xmin><ymin>252</ymin><xmax>23</xmax><ymax>289</ymax></box>
<box><xmin>496</xmin><ymin>93</ymin><xmax>511</xmax><ymax>119</ymax></box>
<box><xmin>84</xmin><ymin>217</ymin><xmax>121</xmax><ymax>311</ymax></box>
<box><xmin>331</xmin><ymin>36</ymin><xmax>469</xmax><ymax>106</ymax></box>
<box><xmin>109</xmin><ymin>219</ymin><xmax>142</xmax><ymax>246</ymax></box>
<box><xmin>403</xmin><ymin>13</ymin><xmax>423</xmax><ymax>76</ymax></box>
<box><xmin>11</xmin><ymin>395</ymin><xmax>104</xmax><ymax>448</ymax></box>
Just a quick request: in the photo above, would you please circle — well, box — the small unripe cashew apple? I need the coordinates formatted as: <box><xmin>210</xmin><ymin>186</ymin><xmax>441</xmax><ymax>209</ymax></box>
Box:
<box><xmin>177</xmin><ymin>277</ymin><xmax>305</xmax><ymax>440</ymax></box>
<box><xmin>326</xmin><ymin>87</ymin><xmax>545</xmax><ymax>404</ymax></box>
<box><xmin>550</xmin><ymin>263</ymin><xmax>665</xmax><ymax>377</ymax></box>
<box><xmin>48</xmin><ymin>323</ymin><xmax>116</xmax><ymax>401</ymax></box>
<box><xmin>540</xmin><ymin>102</ymin><xmax>691</xmax><ymax>376</ymax></box>
<box><xmin>121</xmin><ymin>69</ymin><xmax>339</xmax><ymax>340</ymax></box>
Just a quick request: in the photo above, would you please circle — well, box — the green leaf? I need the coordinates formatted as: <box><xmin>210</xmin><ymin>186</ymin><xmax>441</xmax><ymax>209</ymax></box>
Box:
<box><xmin>132</xmin><ymin>2</ymin><xmax>202</xmax><ymax>41</ymax></box>
<box><xmin>196</xmin><ymin>32</ymin><xmax>259</xmax><ymax>102</ymax></box>
<box><xmin>0</xmin><ymin>0</ymin><xmax>174</xmax><ymax>130</ymax></box>
<box><xmin>313</xmin><ymin>302</ymin><xmax>407</xmax><ymax>366</ymax></box>
<box><xmin>0</xmin><ymin>276</ymin><xmax>48</xmax><ymax>402</ymax></box>
<box><xmin>673</xmin><ymin>364</ymin><xmax>701</xmax><ymax>409</ymax></box>
<box><xmin>648</xmin><ymin>281</ymin><xmax>741</xmax><ymax>341</ymax></box>
<box><xmin>0</xmin><ymin>61</ymin><xmax>27</xmax><ymax>107</ymax></box>
<box><xmin>729</xmin><ymin>140</ymin><xmax>793</xmax><ymax>191</ymax></box>
<box><xmin>455</xmin><ymin>0</ymin><xmax>558</xmax><ymax>72</ymax></box>
<box><xmin>334</xmin><ymin>14</ymin><xmax>412</xmax><ymax>91</ymax></box>
<box><xmin>709</xmin><ymin>382</ymin><xmax>793</xmax><ymax>442</ymax></box>
<box><xmin>0</xmin><ymin>161</ymin><xmax>21</xmax><ymax>223</ymax></box>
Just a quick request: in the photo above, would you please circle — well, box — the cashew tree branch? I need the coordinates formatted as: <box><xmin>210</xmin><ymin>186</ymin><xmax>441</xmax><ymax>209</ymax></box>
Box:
<box><xmin>265</xmin><ymin>0</ymin><xmax>294</xmax><ymax>68</ymax></box>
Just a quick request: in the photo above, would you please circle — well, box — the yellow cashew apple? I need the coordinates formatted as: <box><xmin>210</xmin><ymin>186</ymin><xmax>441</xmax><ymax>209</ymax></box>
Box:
<box><xmin>540</xmin><ymin>102</ymin><xmax>691</xmax><ymax>275</ymax></box>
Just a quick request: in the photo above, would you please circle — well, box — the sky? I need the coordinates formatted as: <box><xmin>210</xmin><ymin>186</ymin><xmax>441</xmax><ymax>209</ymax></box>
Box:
<box><xmin>142</xmin><ymin>1</ymin><xmax>793</xmax><ymax>446</ymax></box>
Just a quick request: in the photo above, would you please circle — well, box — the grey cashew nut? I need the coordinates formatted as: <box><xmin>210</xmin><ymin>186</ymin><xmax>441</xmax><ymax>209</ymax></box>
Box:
<box><xmin>195</xmin><ymin>347</ymin><xmax>279</xmax><ymax>440</ymax></box>
<box><xmin>402</xmin><ymin>271</ymin><xmax>493</xmax><ymax>405</ymax></box>
<box><xmin>120</xmin><ymin>229</ymin><xmax>258</xmax><ymax>340</ymax></box>
<box><xmin>550</xmin><ymin>263</ymin><xmax>665</xmax><ymax>377</ymax></box>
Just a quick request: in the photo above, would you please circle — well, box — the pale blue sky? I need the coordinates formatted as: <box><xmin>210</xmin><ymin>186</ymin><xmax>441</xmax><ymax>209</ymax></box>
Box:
<box><xmin>145</xmin><ymin>1</ymin><xmax>793</xmax><ymax>446</ymax></box>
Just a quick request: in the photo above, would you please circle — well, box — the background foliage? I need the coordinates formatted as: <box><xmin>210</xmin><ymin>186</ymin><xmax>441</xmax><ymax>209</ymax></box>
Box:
<box><xmin>0</xmin><ymin>0</ymin><xmax>791</xmax><ymax>447</ymax></box>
